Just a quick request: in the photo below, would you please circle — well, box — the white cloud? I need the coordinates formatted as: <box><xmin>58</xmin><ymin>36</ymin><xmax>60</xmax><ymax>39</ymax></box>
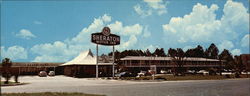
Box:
<box><xmin>16</xmin><ymin>29</ymin><xmax>36</xmax><ymax>39</ymax></box>
<box><xmin>108</xmin><ymin>22</ymin><xmax>143</xmax><ymax>36</ymax></box>
<box><xmin>31</xmin><ymin>35</ymin><xmax>95</xmax><ymax>62</ymax></box>
<box><xmin>34</xmin><ymin>21</ymin><xmax>42</xmax><ymax>24</ymax></box>
<box><xmin>33</xmin><ymin>55</ymin><xmax>68</xmax><ymax>62</ymax></box>
<box><xmin>31</xmin><ymin>14</ymin><xmax>112</xmax><ymax>62</ymax></box>
<box><xmin>108</xmin><ymin>21</ymin><xmax>123</xmax><ymax>34</ymax></box>
<box><xmin>134</xmin><ymin>4</ymin><xmax>152</xmax><ymax>17</ymax></box>
<box><xmin>162</xmin><ymin>1</ymin><xmax>249</xmax><ymax>48</ymax></box>
<box><xmin>1</xmin><ymin>46</ymin><xmax>28</xmax><ymax>60</ymax></box>
<box><xmin>107</xmin><ymin>21</ymin><xmax>144</xmax><ymax>51</ymax></box>
<box><xmin>116</xmin><ymin>35</ymin><xmax>138</xmax><ymax>51</ymax></box>
<box><xmin>231</xmin><ymin>49</ymin><xmax>242</xmax><ymax>56</ymax></box>
<box><xmin>122</xmin><ymin>24</ymin><xmax>143</xmax><ymax>36</ymax></box>
<box><xmin>31</xmin><ymin>40</ymin><xmax>93</xmax><ymax>62</ymax></box>
<box><xmin>31</xmin><ymin>14</ymin><xmax>145</xmax><ymax>62</ymax></box>
<box><xmin>143</xmin><ymin>26</ymin><xmax>151</xmax><ymax>38</ymax></box>
<box><xmin>134</xmin><ymin>0</ymin><xmax>167</xmax><ymax>17</ymax></box>
<box><xmin>221</xmin><ymin>0</ymin><xmax>249</xmax><ymax>32</ymax></box>
<box><xmin>145</xmin><ymin>44</ymin><xmax>159</xmax><ymax>52</ymax></box>
<box><xmin>143</xmin><ymin>0</ymin><xmax>167</xmax><ymax>15</ymax></box>
<box><xmin>218</xmin><ymin>40</ymin><xmax>234</xmax><ymax>51</ymax></box>
<box><xmin>162</xmin><ymin>3</ymin><xmax>220</xmax><ymax>43</ymax></box>
<box><xmin>241</xmin><ymin>34</ymin><xmax>250</xmax><ymax>47</ymax></box>
<box><xmin>102</xmin><ymin>14</ymin><xmax>112</xmax><ymax>23</ymax></box>
<box><xmin>68</xmin><ymin>14</ymin><xmax>111</xmax><ymax>45</ymax></box>
<box><xmin>31</xmin><ymin>41</ymin><xmax>67</xmax><ymax>56</ymax></box>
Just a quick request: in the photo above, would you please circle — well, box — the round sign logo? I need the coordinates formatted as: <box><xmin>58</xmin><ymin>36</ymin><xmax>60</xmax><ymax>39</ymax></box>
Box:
<box><xmin>102</xmin><ymin>27</ymin><xmax>111</xmax><ymax>36</ymax></box>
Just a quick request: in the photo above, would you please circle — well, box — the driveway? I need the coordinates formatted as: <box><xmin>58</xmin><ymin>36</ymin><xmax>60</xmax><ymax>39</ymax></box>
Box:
<box><xmin>1</xmin><ymin>76</ymin><xmax>250</xmax><ymax>96</ymax></box>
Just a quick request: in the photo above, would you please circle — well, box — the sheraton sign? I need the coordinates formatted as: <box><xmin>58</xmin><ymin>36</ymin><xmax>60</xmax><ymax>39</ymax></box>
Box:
<box><xmin>91</xmin><ymin>27</ymin><xmax>120</xmax><ymax>46</ymax></box>
<box><xmin>91</xmin><ymin>27</ymin><xmax>120</xmax><ymax>79</ymax></box>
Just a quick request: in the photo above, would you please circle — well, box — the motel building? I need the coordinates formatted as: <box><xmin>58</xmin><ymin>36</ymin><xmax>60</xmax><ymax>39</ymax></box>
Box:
<box><xmin>2</xmin><ymin>50</ymin><xmax>249</xmax><ymax>78</ymax></box>
<box><xmin>0</xmin><ymin>62</ymin><xmax>63</xmax><ymax>75</ymax></box>
<box><xmin>0</xmin><ymin>49</ymin><xmax>114</xmax><ymax>77</ymax></box>
<box><xmin>120</xmin><ymin>56</ymin><xmax>226</xmax><ymax>74</ymax></box>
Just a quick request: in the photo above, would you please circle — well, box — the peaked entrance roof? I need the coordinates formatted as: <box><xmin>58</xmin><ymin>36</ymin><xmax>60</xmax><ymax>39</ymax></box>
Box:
<box><xmin>61</xmin><ymin>49</ymin><xmax>113</xmax><ymax>66</ymax></box>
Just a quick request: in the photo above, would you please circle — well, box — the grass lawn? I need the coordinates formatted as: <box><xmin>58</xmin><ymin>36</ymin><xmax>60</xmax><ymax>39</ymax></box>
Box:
<box><xmin>157</xmin><ymin>75</ymin><xmax>226</xmax><ymax>81</ymax></box>
<box><xmin>1</xmin><ymin>81</ymin><xmax>16</xmax><ymax>85</ymax></box>
<box><xmin>1</xmin><ymin>92</ymin><xmax>105</xmax><ymax>96</ymax></box>
<box><xmin>0</xmin><ymin>81</ymin><xmax>28</xmax><ymax>86</ymax></box>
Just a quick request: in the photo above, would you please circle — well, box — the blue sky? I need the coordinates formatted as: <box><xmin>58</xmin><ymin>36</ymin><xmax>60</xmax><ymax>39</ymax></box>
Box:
<box><xmin>1</xmin><ymin>0</ymin><xmax>249</xmax><ymax>62</ymax></box>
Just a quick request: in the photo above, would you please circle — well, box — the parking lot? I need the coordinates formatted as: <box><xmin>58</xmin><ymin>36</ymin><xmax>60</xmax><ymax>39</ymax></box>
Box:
<box><xmin>1</xmin><ymin>75</ymin><xmax>250</xmax><ymax>96</ymax></box>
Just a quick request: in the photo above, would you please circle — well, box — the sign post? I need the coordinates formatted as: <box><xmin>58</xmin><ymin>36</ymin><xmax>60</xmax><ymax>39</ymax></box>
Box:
<box><xmin>96</xmin><ymin>44</ymin><xmax>98</xmax><ymax>79</ymax></box>
<box><xmin>91</xmin><ymin>27</ymin><xmax>120</xmax><ymax>79</ymax></box>
<box><xmin>112</xmin><ymin>45</ymin><xmax>115</xmax><ymax>79</ymax></box>
<box><xmin>150</xmin><ymin>65</ymin><xmax>157</xmax><ymax>80</ymax></box>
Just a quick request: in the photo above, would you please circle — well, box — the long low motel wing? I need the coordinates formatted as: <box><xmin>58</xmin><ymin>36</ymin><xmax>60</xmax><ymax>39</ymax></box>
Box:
<box><xmin>120</xmin><ymin>56</ymin><xmax>226</xmax><ymax>73</ymax></box>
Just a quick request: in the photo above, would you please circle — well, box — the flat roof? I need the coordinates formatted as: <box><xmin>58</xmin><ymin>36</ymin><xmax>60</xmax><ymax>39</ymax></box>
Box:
<box><xmin>8</xmin><ymin>62</ymin><xmax>63</xmax><ymax>67</ymax></box>
<box><xmin>62</xmin><ymin>63</ymin><xmax>115</xmax><ymax>66</ymax></box>
<box><xmin>120</xmin><ymin>56</ymin><xmax>221</xmax><ymax>62</ymax></box>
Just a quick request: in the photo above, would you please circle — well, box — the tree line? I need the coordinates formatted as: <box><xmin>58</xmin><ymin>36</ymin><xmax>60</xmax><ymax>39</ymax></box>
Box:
<box><xmin>108</xmin><ymin>43</ymin><xmax>245</xmax><ymax>74</ymax></box>
<box><xmin>109</xmin><ymin>43</ymin><xmax>223</xmax><ymax>59</ymax></box>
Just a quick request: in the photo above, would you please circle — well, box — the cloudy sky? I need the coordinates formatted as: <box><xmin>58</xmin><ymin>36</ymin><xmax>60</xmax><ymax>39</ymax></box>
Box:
<box><xmin>1</xmin><ymin>0</ymin><xmax>249</xmax><ymax>62</ymax></box>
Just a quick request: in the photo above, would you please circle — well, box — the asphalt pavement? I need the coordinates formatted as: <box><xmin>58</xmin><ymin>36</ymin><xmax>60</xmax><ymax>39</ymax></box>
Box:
<box><xmin>1</xmin><ymin>76</ymin><xmax>250</xmax><ymax>96</ymax></box>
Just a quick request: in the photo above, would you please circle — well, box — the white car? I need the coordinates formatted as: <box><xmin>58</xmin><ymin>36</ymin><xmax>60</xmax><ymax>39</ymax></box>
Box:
<box><xmin>197</xmin><ymin>70</ymin><xmax>209</xmax><ymax>75</ymax></box>
<box><xmin>160</xmin><ymin>70</ymin><xmax>168</xmax><ymax>74</ymax></box>
<box><xmin>137</xmin><ymin>71</ymin><xmax>146</xmax><ymax>77</ymax></box>
<box><xmin>48</xmin><ymin>71</ymin><xmax>55</xmax><ymax>76</ymax></box>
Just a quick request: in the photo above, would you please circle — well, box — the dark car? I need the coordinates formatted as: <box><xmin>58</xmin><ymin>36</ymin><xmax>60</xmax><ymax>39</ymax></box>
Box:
<box><xmin>116</xmin><ymin>72</ymin><xmax>136</xmax><ymax>77</ymax></box>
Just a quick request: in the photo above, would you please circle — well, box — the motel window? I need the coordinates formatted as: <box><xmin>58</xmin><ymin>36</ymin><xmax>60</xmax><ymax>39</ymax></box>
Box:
<box><xmin>213</xmin><ymin>61</ymin><xmax>217</xmax><ymax>65</ymax></box>
<box><xmin>199</xmin><ymin>61</ymin><xmax>202</xmax><ymax>65</ymax></box>
<box><xmin>131</xmin><ymin>60</ymin><xmax>139</xmax><ymax>64</ymax></box>
<box><xmin>163</xmin><ymin>61</ymin><xmax>167</xmax><ymax>65</ymax></box>
<box><xmin>213</xmin><ymin>61</ymin><xmax>216</xmax><ymax>65</ymax></box>
<box><xmin>141</xmin><ymin>60</ymin><xmax>145</xmax><ymax>64</ymax></box>
<box><xmin>160</xmin><ymin>61</ymin><xmax>164</xmax><ymax>65</ymax></box>
<box><xmin>145</xmin><ymin>60</ymin><xmax>150</xmax><ymax>65</ymax></box>
<box><xmin>130</xmin><ymin>60</ymin><xmax>139</xmax><ymax>66</ymax></box>
<box><xmin>125</xmin><ymin>60</ymin><xmax>129</xmax><ymax>66</ymax></box>
<box><xmin>166</xmin><ymin>61</ymin><xmax>170</xmax><ymax>65</ymax></box>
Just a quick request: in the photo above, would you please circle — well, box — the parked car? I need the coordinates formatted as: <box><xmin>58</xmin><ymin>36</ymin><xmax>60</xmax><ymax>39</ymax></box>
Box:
<box><xmin>115</xmin><ymin>72</ymin><xmax>126</xmax><ymax>77</ymax></box>
<box><xmin>48</xmin><ymin>71</ymin><xmax>55</xmax><ymax>76</ymax></box>
<box><xmin>122</xmin><ymin>72</ymin><xmax>136</xmax><ymax>77</ymax></box>
<box><xmin>38</xmin><ymin>71</ymin><xmax>47</xmax><ymax>77</ymax></box>
<box><xmin>160</xmin><ymin>70</ymin><xmax>168</xmax><ymax>74</ymax></box>
<box><xmin>115</xmin><ymin>72</ymin><xmax>136</xmax><ymax>77</ymax></box>
<box><xmin>137</xmin><ymin>71</ymin><xmax>146</xmax><ymax>77</ymax></box>
<box><xmin>185</xmin><ymin>70</ymin><xmax>195</xmax><ymax>74</ymax></box>
<box><xmin>197</xmin><ymin>70</ymin><xmax>209</xmax><ymax>75</ymax></box>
